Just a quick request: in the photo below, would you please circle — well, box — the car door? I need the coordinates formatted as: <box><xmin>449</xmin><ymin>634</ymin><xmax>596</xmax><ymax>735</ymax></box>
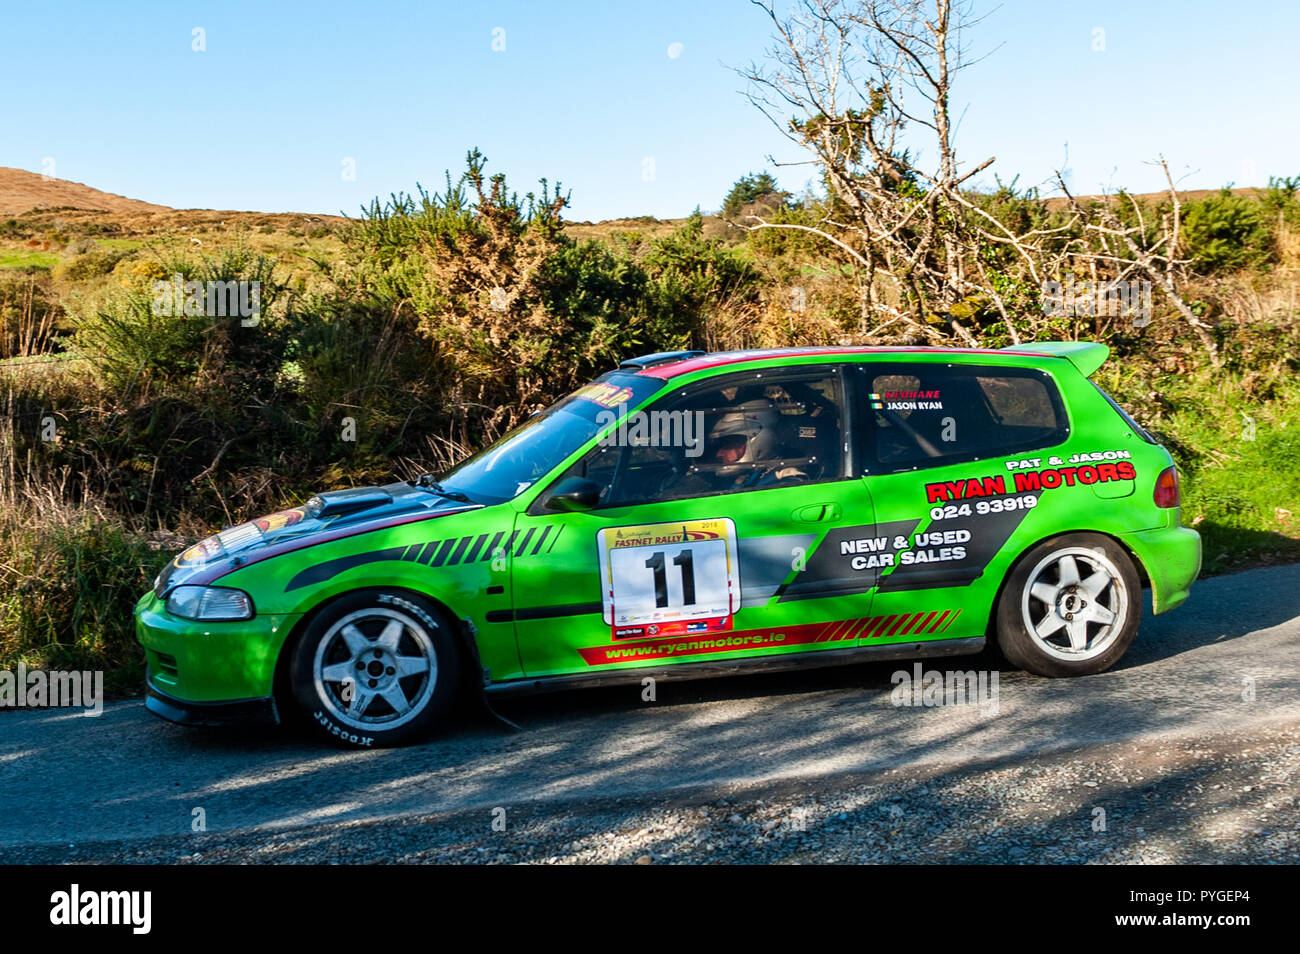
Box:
<box><xmin>507</xmin><ymin>364</ymin><xmax>881</xmax><ymax>678</ymax></box>
<box><xmin>851</xmin><ymin>360</ymin><xmax>1071</xmax><ymax>646</ymax></box>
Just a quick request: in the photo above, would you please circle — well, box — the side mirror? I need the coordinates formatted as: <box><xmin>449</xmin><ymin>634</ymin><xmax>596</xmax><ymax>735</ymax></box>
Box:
<box><xmin>543</xmin><ymin>477</ymin><xmax>602</xmax><ymax>512</ymax></box>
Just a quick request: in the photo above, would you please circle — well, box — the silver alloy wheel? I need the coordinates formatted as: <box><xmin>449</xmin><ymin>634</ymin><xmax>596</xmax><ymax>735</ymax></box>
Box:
<box><xmin>312</xmin><ymin>607</ymin><xmax>438</xmax><ymax>731</ymax></box>
<box><xmin>1020</xmin><ymin>546</ymin><xmax>1129</xmax><ymax>662</ymax></box>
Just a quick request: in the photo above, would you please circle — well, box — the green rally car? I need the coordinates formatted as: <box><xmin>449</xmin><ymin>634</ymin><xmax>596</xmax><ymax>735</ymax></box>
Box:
<box><xmin>137</xmin><ymin>341</ymin><xmax>1201</xmax><ymax>747</ymax></box>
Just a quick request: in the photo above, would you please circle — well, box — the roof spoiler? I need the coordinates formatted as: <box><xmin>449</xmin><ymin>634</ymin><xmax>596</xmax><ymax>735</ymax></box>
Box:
<box><xmin>619</xmin><ymin>350</ymin><xmax>706</xmax><ymax>370</ymax></box>
<box><xmin>1002</xmin><ymin>341</ymin><xmax>1109</xmax><ymax>377</ymax></box>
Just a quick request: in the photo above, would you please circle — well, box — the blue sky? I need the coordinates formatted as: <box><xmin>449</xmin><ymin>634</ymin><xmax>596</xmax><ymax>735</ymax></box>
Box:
<box><xmin>2</xmin><ymin>0</ymin><xmax>1296</xmax><ymax>220</ymax></box>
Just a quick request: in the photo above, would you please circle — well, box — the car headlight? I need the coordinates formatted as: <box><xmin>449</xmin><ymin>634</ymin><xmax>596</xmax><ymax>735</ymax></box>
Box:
<box><xmin>165</xmin><ymin>585</ymin><xmax>255</xmax><ymax>621</ymax></box>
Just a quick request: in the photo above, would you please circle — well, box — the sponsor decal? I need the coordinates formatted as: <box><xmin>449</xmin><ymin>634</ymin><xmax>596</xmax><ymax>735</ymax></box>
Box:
<box><xmin>870</xmin><ymin>388</ymin><xmax>944</xmax><ymax>411</ymax></box>
<box><xmin>579</xmin><ymin>611</ymin><xmax>960</xmax><ymax>664</ymax></box>
<box><xmin>780</xmin><ymin>477</ymin><xmax>1040</xmax><ymax>598</ymax></box>
<box><xmin>613</xmin><ymin>616</ymin><xmax>731</xmax><ymax>641</ymax></box>
<box><xmin>925</xmin><ymin>452</ymin><xmax>1136</xmax><ymax>503</ymax></box>
<box><xmin>573</xmin><ymin>381</ymin><xmax>635</xmax><ymax>408</ymax></box>
<box><xmin>776</xmin><ymin>519</ymin><xmax>920</xmax><ymax>601</ymax></box>
<box><xmin>605</xmin><ymin>522</ymin><xmax>724</xmax><ymax>548</ymax></box>
<box><xmin>177</xmin><ymin>507</ymin><xmax>314</xmax><ymax>567</ymax></box>
<box><xmin>252</xmin><ymin>507</ymin><xmax>308</xmax><ymax>534</ymax></box>
<box><xmin>839</xmin><ymin>530</ymin><xmax>970</xmax><ymax>571</ymax></box>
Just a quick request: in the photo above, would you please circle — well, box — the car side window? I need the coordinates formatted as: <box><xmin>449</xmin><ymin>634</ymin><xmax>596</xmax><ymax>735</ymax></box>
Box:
<box><xmin>860</xmin><ymin>364</ymin><xmax>1068</xmax><ymax>473</ymax></box>
<box><xmin>558</xmin><ymin>369</ymin><xmax>849</xmax><ymax>506</ymax></box>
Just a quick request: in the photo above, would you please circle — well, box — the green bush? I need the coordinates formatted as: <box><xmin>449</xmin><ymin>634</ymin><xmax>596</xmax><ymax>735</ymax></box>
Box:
<box><xmin>640</xmin><ymin>210</ymin><xmax>762</xmax><ymax>342</ymax></box>
<box><xmin>1182</xmin><ymin>188</ymin><xmax>1271</xmax><ymax>273</ymax></box>
<box><xmin>72</xmin><ymin>246</ymin><xmax>290</xmax><ymax>400</ymax></box>
<box><xmin>54</xmin><ymin>248</ymin><xmax>131</xmax><ymax>282</ymax></box>
<box><xmin>1259</xmin><ymin>175</ymin><xmax>1300</xmax><ymax>228</ymax></box>
<box><xmin>292</xmin><ymin>296</ymin><xmax>443</xmax><ymax>464</ymax></box>
<box><xmin>337</xmin><ymin>152</ymin><xmax>763</xmax><ymax>445</ymax></box>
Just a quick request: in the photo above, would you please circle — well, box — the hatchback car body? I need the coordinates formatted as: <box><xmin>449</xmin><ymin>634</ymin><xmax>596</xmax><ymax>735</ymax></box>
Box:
<box><xmin>137</xmin><ymin>341</ymin><xmax>1201</xmax><ymax>746</ymax></box>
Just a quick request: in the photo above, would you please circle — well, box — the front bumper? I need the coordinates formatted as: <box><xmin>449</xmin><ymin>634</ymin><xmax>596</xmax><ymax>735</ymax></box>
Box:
<box><xmin>135</xmin><ymin>591</ymin><xmax>299</xmax><ymax>703</ymax></box>
<box><xmin>145</xmin><ymin>673</ymin><xmax>279</xmax><ymax>727</ymax></box>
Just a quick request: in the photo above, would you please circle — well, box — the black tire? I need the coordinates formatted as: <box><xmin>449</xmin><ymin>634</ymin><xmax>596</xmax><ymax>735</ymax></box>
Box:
<box><xmin>290</xmin><ymin>589</ymin><xmax>460</xmax><ymax>748</ymax></box>
<box><xmin>995</xmin><ymin>533</ymin><xmax>1141</xmax><ymax>678</ymax></box>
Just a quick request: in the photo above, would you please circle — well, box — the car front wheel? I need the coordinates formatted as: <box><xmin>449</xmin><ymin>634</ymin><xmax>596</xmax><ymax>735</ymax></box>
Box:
<box><xmin>290</xmin><ymin>590</ymin><xmax>460</xmax><ymax>747</ymax></box>
<box><xmin>995</xmin><ymin>534</ymin><xmax>1141</xmax><ymax>677</ymax></box>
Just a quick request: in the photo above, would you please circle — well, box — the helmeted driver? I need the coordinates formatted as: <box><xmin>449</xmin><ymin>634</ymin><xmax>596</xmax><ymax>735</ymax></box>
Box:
<box><xmin>667</xmin><ymin>399</ymin><xmax>811</xmax><ymax>493</ymax></box>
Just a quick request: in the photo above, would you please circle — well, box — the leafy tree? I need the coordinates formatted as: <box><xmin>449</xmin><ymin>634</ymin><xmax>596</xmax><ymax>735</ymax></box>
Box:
<box><xmin>722</xmin><ymin>171</ymin><xmax>785</xmax><ymax>217</ymax></box>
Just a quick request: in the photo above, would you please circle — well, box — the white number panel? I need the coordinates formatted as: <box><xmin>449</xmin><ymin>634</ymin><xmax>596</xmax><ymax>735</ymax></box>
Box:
<box><xmin>597</xmin><ymin>518</ymin><xmax>741</xmax><ymax>640</ymax></box>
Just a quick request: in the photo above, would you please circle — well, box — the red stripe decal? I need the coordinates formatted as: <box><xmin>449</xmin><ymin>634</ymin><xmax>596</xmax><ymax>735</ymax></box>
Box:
<box><xmin>884</xmin><ymin>614</ymin><xmax>912</xmax><ymax>638</ymax></box>
<box><xmin>912</xmin><ymin>610</ymin><xmax>939</xmax><ymax>635</ymax></box>
<box><xmin>851</xmin><ymin>617</ymin><xmax>877</xmax><ymax>639</ymax></box>
<box><xmin>898</xmin><ymin>612</ymin><xmax>927</xmax><ymax>636</ymax></box>
<box><xmin>866</xmin><ymin>615</ymin><xmax>897</xmax><ymax>639</ymax></box>
<box><xmin>818</xmin><ymin>620</ymin><xmax>843</xmax><ymax>643</ymax></box>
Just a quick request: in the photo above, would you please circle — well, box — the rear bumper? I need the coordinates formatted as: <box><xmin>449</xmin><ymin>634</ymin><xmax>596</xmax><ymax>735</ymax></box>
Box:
<box><xmin>145</xmin><ymin>673</ymin><xmax>279</xmax><ymax>727</ymax></box>
<box><xmin>1123</xmin><ymin>520</ymin><xmax>1202</xmax><ymax>614</ymax></box>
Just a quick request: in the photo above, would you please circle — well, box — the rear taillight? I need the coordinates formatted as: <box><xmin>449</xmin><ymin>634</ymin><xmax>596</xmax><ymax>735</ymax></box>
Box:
<box><xmin>1154</xmin><ymin>466</ymin><xmax>1180</xmax><ymax>508</ymax></box>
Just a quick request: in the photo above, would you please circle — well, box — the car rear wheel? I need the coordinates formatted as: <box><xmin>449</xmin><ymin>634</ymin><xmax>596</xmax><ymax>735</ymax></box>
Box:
<box><xmin>995</xmin><ymin>534</ymin><xmax>1141</xmax><ymax>677</ymax></box>
<box><xmin>290</xmin><ymin>590</ymin><xmax>460</xmax><ymax>747</ymax></box>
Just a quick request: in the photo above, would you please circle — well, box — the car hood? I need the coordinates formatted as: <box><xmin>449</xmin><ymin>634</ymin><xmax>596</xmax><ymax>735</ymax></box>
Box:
<box><xmin>154</xmin><ymin>482</ymin><xmax>480</xmax><ymax>597</ymax></box>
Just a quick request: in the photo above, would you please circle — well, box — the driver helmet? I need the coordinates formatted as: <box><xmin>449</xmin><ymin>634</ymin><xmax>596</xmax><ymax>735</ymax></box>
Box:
<box><xmin>704</xmin><ymin>399</ymin><xmax>782</xmax><ymax>475</ymax></box>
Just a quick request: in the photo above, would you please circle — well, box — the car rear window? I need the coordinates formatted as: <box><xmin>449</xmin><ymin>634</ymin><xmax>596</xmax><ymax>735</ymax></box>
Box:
<box><xmin>860</xmin><ymin>363</ymin><xmax>1068</xmax><ymax>473</ymax></box>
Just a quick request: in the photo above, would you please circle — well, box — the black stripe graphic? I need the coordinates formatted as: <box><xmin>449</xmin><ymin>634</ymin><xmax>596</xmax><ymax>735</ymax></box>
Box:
<box><xmin>479</xmin><ymin>531</ymin><xmax>506</xmax><ymax>561</ymax></box>
<box><xmin>285</xmin><ymin>546</ymin><xmax>406</xmax><ymax>592</ymax></box>
<box><xmin>531</xmin><ymin>525</ymin><xmax>551</xmax><ymax>555</ymax></box>
<box><xmin>430</xmin><ymin>539</ymin><xmax>456</xmax><ymax>567</ymax></box>
<box><xmin>447</xmin><ymin>535</ymin><xmax>471</xmax><ymax>565</ymax></box>
<box><xmin>485</xmin><ymin>602</ymin><xmax>602</xmax><ymax>623</ymax></box>
<box><xmin>463</xmin><ymin>533</ymin><xmax>489</xmax><ymax>563</ymax></box>
<box><xmin>501</xmin><ymin>530</ymin><xmax>520</xmax><ymax>557</ymax></box>
<box><xmin>514</xmin><ymin>527</ymin><xmax>536</xmax><ymax>557</ymax></box>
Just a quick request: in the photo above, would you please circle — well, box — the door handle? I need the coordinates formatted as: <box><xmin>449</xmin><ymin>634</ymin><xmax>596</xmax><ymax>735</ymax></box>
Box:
<box><xmin>793</xmin><ymin>503</ymin><xmax>842</xmax><ymax>522</ymax></box>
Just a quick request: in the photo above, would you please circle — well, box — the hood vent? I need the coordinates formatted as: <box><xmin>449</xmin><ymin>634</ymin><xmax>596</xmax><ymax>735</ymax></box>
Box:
<box><xmin>307</xmin><ymin>487</ymin><xmax>394</xmax><ymax>518</ymax></box>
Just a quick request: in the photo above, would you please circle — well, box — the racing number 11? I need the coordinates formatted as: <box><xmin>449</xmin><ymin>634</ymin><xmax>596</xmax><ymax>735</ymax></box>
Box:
<box><xmin>644</xmin><ymin>549</ymin><xmax>696</xmax><ymax>607</ymax></box>
<box><xmin>598</xmin><ymin>519</ymin><xmax>738</xmax><ymax>635</ymax></box>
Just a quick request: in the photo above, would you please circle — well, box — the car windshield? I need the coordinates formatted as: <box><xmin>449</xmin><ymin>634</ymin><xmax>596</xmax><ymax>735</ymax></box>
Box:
<box><xmin>438</xmin><ymin>371</ymin><xmax>663</xmax><ymax>504</ymax></box>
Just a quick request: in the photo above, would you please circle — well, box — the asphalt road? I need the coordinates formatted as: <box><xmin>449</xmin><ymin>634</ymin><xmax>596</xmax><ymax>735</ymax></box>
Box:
<box><xmin>2</xmin><ymin>564</ymin><xmax>1298</xmax><ymax>852</ymax></box>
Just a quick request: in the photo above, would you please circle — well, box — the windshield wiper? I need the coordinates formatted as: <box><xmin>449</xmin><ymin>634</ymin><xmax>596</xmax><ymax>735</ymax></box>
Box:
<box><xmin>411</xmin><ymin>475</ymin><xmax>472</xmax><ymax>502</ymax></box>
